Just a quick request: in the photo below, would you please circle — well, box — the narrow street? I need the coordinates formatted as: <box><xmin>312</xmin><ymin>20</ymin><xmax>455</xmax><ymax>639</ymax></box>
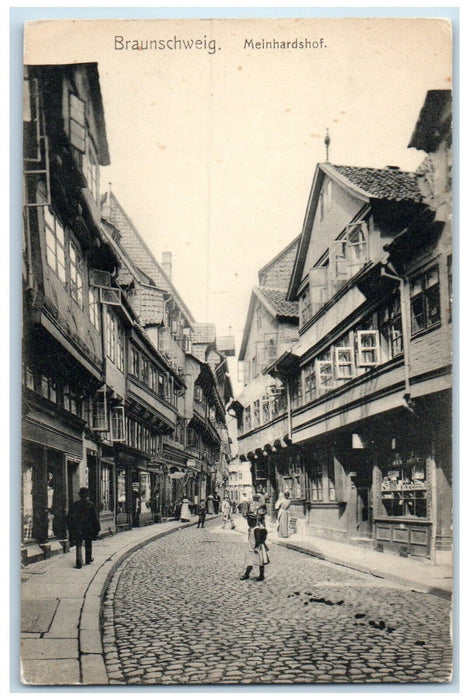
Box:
<box><xmin>102</xmin><ymin>517</ymin><xmax>452</xmax><ymax>685</ymax></box>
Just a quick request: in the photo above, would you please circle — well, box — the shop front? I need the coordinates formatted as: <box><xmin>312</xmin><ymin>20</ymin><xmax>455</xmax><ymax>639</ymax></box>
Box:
<box><xmin>22</xmin><ymin>405</ymin><xmax>84</xmax><ymax>559</ymax></box>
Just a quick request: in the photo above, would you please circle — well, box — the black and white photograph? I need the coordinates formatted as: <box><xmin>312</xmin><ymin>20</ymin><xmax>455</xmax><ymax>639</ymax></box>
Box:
<box><xmin>19</xmin><ymin>15</ymin><xmax>454</xmax><ymax>687</ymax></box>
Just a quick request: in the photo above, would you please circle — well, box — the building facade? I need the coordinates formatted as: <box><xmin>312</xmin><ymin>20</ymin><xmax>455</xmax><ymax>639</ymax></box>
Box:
<box><xmin>22</xmin><ymin>62</ymin><xmax>233</xmax><ymax>563</ymax></box>
<box><xmin>235</xmin><ymin>91</ymin><xmax>452</xmax><ymax>562</ymax></box>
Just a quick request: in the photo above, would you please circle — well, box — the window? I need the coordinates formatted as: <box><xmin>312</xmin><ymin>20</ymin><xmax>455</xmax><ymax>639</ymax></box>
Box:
<box><xmin>44</xmin><ymin>207</ymin><xmax>66</xmax><ymax>283</ymax></box>
<box><xmin>116</xmin><ymin>327</ymin><xmax>125</xmax><ymax>373</ymax></box>
<box><xmin>100</xmin><ymin>465</ymin><xmax>113</xmax><ymax>512</ymax></box>
<box><xmin>380</xmin><ymin>455</ymin><xmax>427</xmax><ymax>518</ymax></box>
<box><xmin>69</xmin><ymin>93</ymin><xmax>86</xmax><ymax>153</ymax></box>
<box><xmin>357</xmin><ymin>330</ymin><xmax>380</xmax><ymax>366</ymax></box>
<box><xmin>39</xmin><ymin>375</ymin><xmax>57</xmax><ymax>403</ymax></box>
<box><xmin>262</xmin><ymin>396</ymin><xmax>271</xmax><ymax>423</ymax></box>
<box><xmin>69</xmin><ymin>240</ymin><xmax>83</xmax><ymax>307</ymax></box>
<box><xmin>347</xmin><ymin>222</ymin><xmax>368</xmax><ymax>276</ymax></box>
<box><xmin>291</xmin><ymin>374</ymin><xmax>303</xmax><ymax>409</ymax></box>
<box><xmin>141</xmin><ymin>357</ymin><xmax>149</xmax><ymax>385</ymax></box>
<box><xmin>89</xmin><ymin>286</ymin><xmax>100</xmax><ymax>330</ymax></box>
<box><xmin>335</xmin><ymin>346</ymin><xmax>354</xmax><ymax>379</ymax></box>
<box><xmin>309</xmin><ymin>266</ymin><xmax>328</xmax><ymax>315</ymax></box>
<box><xmin>110</xmin><ymin>406</ymin><xmax>125</xmax><ymax>442</ymax></box>
<box><xmin>253</xmin><ymin>400</ymin><xmax>260</xmax><ymax>428</ymax></box>
<box><xmin>300</xmin><ymin>286</ymin><xmax>312</xmax><ymax>326</ymax></box>
<box><xmin>410</xmin><ymin>265</ymin><xmax>441</xmax><ymax>334</ymax></box>
<box><xmin>244</xmin><ymin>406</ymin><xmax>251</xmax><ymax>432</ymax></box>
<box><xmin>131</xmin><ymin>348</ymin><xmax>139</xmax><ymax>377</ymax></box>
<box><xmin>310</xmin><ymin>462</ymin><xmax>323</xmax><ymax>502</ymax></box>
<box><xmin>379</xmin><ymin>293</ymin><xmax>403</xmax><ymax>359</ymax></box>
<box><xmin>327</xmin><ymin>456</ymin><xmax>336</xmax><ymax>502</ymax></box>
<box><xmin>105</xmin><ymin>311</ymin><xmax>117</xmax><ymax>363</ymax></box>
<box><xmin>83</xmin><ymin>138</ymin><xmax>99</xmax><ymax>202</ymax></box>
<box><xmin>303</xmin><ymin>361</ymin><xmax>316</xmax><ymax>403</ymax></box>
<box><xmin>63</xmin><ymin>384</ymin><xmax>81</xmax><ymax>417</ymax></box>
<box><xmin>316</xmin><ymin>350</ymin><xmax>334</xmax><ymax>393</ymax></box>
<box><xmin>90</xmin><ymin>388</ymin><xmax>107</xmax><ymax>430</ymax></box>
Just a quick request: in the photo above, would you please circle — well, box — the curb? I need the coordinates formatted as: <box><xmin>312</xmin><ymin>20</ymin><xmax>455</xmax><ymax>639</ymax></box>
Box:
<box><xmin>78</xmin><ymin>516</ymin><xmax>220</xmax><ymax>685</ymax></box>
<box><xmin>272</xmin><ymin>541</ymin><xmax>452</xmax><ymax>601</ymax></box>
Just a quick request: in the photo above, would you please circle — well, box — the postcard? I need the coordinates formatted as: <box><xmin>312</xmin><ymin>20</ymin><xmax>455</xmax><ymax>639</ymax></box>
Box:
<box><xmin>20</xmin><ymin>17</ymin><xmax>453</xmax><ymax>686</ymax></box>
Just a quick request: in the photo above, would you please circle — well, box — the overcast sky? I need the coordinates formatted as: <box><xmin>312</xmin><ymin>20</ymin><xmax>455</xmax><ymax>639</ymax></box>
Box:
<box><xmin>24</xmin><ymin>17</ymin><xmax>452</xmax><ymax>391</ymax></box>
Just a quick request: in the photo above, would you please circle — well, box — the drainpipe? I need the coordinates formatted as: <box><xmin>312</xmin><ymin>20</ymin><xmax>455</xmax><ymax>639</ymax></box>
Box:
<box><xmin>380</xmin><ymin>267</ymin><xmax>413</xmax><ymax>410</ymax></box>
<box><xmin>285</xmin><ymin>377</ymin><xmax>293</xmax><ymax>441</ymax></box>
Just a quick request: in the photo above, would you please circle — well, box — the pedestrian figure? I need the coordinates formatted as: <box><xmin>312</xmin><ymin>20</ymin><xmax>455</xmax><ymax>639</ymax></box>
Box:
<box><xmin>180</xmin><ymin>497</ymin><xmax>192</xmax><ymax>522</ymax></box>
<box><xmin>275</xmin><ymin>490</ymin><xmax>292</xmax><ymax>538</ymax></box>
<box><xmin>213</xmin><ymin>493</ymin><xmax>220</xmax><ymax>515</ymax></box>
<box><xmin>66</xmin><ymin>487</ymin><xmax>100</xmax><ymax>569</ymax></box>
<box><xmin>221</xmin><ymin>495</ymin><xmax>235</xmax><ymax>529</ymax></box>
<box><xmin>240</xmin><ymin>514</ymin><xmax>269</xmax><ymax>581</ymax></box>
<box><xmin>206</xmin><ymin>493</ymin><xmax>215</xmax><ymax>515</ymax></box>
<box><xmin>197</xmin><ymin>499</ymin><xmax>207</xmax><ymax>528</ymax></box>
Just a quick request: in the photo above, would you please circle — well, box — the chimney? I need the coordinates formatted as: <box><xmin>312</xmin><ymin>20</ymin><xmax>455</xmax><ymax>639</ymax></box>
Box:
<box><xmin>162</xmin><ymin>251</ymin><xmax>172</xmax><ymax>280</ymax></box>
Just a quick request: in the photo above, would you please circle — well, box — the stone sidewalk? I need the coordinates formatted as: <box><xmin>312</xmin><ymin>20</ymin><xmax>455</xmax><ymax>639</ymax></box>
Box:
<box><xmin>20</xmin><ymin>516</ymin><xmax>220</xmax><ymax>686</ymax></box>
<box><xmin>19</xmin><ymin>513</ymin><xmax>453</xmax><ymax>686</ymax></box>
<box><xmin>267</xmin><ymin>531</ymin><xmax>453</xmax><ymax>600</ymax></box>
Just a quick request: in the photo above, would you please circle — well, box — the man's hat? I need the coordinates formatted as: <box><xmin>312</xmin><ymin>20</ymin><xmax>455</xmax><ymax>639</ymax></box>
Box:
<box><xmin>78</xmin><ymin>487</ymin><xmax>89</xmax><ymax>496</ymax></box>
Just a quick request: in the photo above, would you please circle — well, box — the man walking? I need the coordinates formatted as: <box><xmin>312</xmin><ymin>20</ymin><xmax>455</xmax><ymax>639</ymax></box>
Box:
<box><xmin>66</xmin><ymin>487</ymin><xmax>100</xmax><ymax>569</ymax></box>
<box><xmin>197</xmin><ymin>498</ymin><xmax>207</xmax><ymax>528</ymax></box>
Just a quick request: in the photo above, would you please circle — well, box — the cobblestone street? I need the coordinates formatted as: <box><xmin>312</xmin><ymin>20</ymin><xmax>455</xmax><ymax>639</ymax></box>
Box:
<box><xmin>101</xmin><ymin>517</ymin><xmax>452</xmax><ymax>685</ymax></box>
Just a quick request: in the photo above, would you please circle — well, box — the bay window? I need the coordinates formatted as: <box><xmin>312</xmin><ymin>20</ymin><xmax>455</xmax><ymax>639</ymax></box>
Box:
<box><xmin>44</xmin><ymin>207</ymin><xmax>66</xmax><ymax>283</ymax></box>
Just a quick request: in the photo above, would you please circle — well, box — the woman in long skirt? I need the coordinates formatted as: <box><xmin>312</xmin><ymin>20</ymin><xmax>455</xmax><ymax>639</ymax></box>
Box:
<box><xmin>275</xmin><ymin>491</ymin><xmax>291</xmax><ymax>538</ymax></box>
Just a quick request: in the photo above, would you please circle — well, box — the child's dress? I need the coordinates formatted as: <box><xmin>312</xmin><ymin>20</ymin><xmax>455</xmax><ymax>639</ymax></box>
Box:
<box><xmin>244</xmin><ymin>524</ymin><xmax>270</xmax><ymax>567</ymax></box>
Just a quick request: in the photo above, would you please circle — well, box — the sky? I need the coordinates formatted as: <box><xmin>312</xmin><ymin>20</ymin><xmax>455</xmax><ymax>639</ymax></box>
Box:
<box><xmin>23</xmin><ymin>16</ymin><xmax>453</xmax><ymax>392</ymax></box>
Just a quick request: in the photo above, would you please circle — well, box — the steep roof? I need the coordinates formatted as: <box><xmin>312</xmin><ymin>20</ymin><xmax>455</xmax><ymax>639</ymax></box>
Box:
<box><xmin>192</xmin><ymin>323</ymin><xmax>217</xmax><ymax>345</ymax></box>
<box><xmin>326</xmin><ymin>164</ymin><xmax>422</xmax><ymax>203</ymax></box>
<box><xmin>258</xmin><ymin>235</ymin><xmax>301</xmax><ymax>289</ymax></box>
<box><xmin>408</xmin><ymin>90</ymin><xmax>452</xmax><ymax>153</ymax></box>
<box><xmin>255</xmin><ymin>287</ymin><xmax>299</xmax><ymax>320</ymax></box>
<box><xmin>287</xmin><ymin>161</ymin><xmax>423</xmax><ymax>300</ymax></box>
<box><xmin>101</xmin><ymin>191</ymin><xmax>195</xmax><ymax>323</ymax></box>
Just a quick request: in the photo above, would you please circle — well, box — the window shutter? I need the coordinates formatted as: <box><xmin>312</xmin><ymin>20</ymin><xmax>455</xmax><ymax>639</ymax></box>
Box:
<box><xmin>357</xmin><ymin>330</ymin><xmax>380</xmax><ymax>366</ymax></box>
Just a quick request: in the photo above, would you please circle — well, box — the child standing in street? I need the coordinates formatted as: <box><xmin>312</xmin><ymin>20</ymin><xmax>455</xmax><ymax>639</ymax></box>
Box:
<box><xmin>240</xmin><ymin>514</ymin><xmax>269</xmax><ymax>581</ymax></box>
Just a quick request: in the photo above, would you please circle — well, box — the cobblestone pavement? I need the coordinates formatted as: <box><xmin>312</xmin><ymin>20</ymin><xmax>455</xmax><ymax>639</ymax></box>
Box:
<box><xmin>102</xmin><ymin>518</ymin><xmax>452</xmax><ymax>685</ymax></box>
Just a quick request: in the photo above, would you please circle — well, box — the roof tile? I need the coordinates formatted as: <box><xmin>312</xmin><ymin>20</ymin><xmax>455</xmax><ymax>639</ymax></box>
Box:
<box><xmin>256</xmin><ymin>287</ymin><xmax>299</xmax><ymax>319</ymax></box>
<box><xmin>332</xmin><ymin>165</ymin><xmax>422</xmax><ymax>202</ymax></box>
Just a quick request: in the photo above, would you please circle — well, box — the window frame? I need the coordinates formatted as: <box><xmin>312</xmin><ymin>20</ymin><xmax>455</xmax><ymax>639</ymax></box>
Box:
<box><xmin>410</xmin><ymin>264</ymin><xmax>441</xmax><ymax>335</ymax></box>
<box><xmin>357</xmin><ymin>330</ymin><xmax>380</xmax><ymax>367</ymax></box>
<box><xmin>44</xmin><ymin>206</ymin><xmax>66</xmax><ymax>284</ymax></box>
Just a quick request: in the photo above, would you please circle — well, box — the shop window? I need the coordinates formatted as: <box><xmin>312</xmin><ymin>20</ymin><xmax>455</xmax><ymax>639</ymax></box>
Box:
<box><xmin>357</xmin><ymin>330</ymin><xmax>380</xmax><ymax>366</ymax></box>
<box><xmin>44</xmin><ymin>206</ymin><xmax>66</xmax><ymax>283</ymax></box>
<box><xmin>117</xmin><ymin>469</ymin><xmax>126</xmax><ymax>514</ymax></box>
<box><xmin>380</xmin><ymin>454</ymin><xmax>428</xmax><ymax>518</ymax></box>
<box><xmin>100</xmin><ymin>465</ymin><xmax>113</xmax><ymax>512</ymax></box>
<box><xmin>110</xmin><ymin>406</ymin><xmax>126</xmax><ymax>442</ymax></box>
<box><xmin>22</xmin><ymin>464</ymin><xmax>34</xmax><ymax>541</ymax></box>
<box><xmin>69</xmin><ymin>92</ymin><xmax>86</xmax><ymax>153</ymax></box>
<box><xmin>69</xmin><ymin>239</ymin><xmax>83</xmax><ymax>308</ymax></box>
<box><xmin>410</xmin><ymin>265</ymin><xmax>441</xmax><ymax>335</ymax></box>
